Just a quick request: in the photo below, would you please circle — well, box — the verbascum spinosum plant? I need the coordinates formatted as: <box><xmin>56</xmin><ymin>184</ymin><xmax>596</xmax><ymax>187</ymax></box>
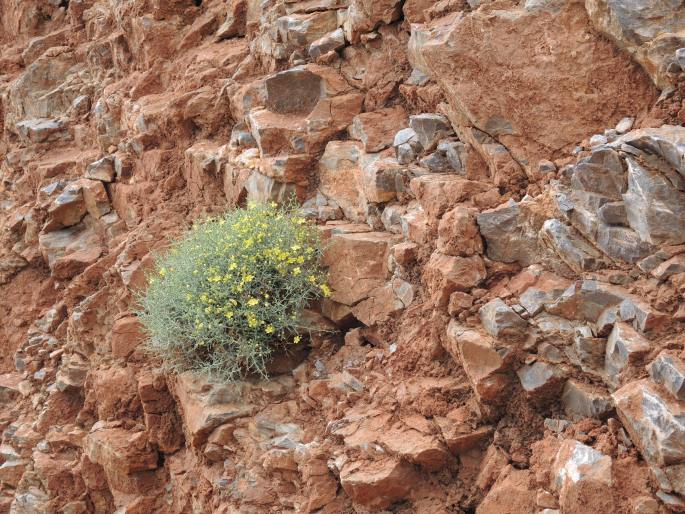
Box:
<box><xmin>136</xmin><ymin>202</ymin><xmax>330</xmax><ymax>381</ymax></box>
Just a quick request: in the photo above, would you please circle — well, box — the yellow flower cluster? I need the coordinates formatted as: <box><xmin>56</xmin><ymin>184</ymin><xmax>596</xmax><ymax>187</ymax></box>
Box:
<box><xmin>139</xmin><ymin>201</ymin><xmax>330</xmax><ymax>382</ymax></box>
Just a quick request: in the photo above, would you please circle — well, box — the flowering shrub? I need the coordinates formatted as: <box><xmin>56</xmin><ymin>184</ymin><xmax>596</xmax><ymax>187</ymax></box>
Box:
<box><xmin>137</xmin><ymin>203</ymin><xmax>329</xmax><ymax>381</ymax></box>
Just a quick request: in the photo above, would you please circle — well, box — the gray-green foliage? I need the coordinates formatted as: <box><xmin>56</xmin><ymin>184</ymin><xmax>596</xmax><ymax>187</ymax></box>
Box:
<box><xmin>136</xmin><ymin>203</ymin><xmax>329</xmax><ymax>381</ymax></box>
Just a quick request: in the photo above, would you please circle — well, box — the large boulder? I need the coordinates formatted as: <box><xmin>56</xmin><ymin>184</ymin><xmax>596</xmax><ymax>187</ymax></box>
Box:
<box><xmin>411</xmin><ymin>1</ymin><xmax>655</xmax><ymax>168</ymax></box>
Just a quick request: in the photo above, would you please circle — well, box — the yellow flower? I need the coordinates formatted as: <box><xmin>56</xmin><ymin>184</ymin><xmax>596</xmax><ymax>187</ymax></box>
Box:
<box><xmin>247</xmin><ymin>298</ymin><xmax>259</xmax><ymax>307</ymax></box>
<box><xmin>265</xmin><ymin>325</ymin><xmax>274</xmax><ymax>334</ymax></box>
<box><xmin>320</xmin><ymin>284</ymin><xmax>331</xmax><ymax>297</ymax></box>
<box><xmin>225</xmin><ymin>311</ymin><xmax>234</xmax><ymax>319</ymax></box>
<box><xmin>159</xmin><ymin>267</ymin><xmax>167</xmax><ymax>277</ymax></box>
<box><xmin>293</xmin><ymin>335</ymin><xmax>301</xmax><ymax>344</ymax></box>
<box><xmin>292</xmin><ymin>267</ymin><xmax>301</xmax><ymax>276</ymax></box>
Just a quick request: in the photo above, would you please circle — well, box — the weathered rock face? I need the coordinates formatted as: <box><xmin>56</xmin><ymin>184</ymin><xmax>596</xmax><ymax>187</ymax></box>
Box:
<box><xmin>585</xmin><ymin>0</ymin><xmax>685</xmax><ymax>88</ymax></box>
<box><xmin>412</xmin><ymin>0</ymin><xmax>657</xmax><ymax>167</ymax></box>
<box><xmin>0</xmin><ymin>0</ymin><xmax>684</xmax><ymax>512</ymax></box>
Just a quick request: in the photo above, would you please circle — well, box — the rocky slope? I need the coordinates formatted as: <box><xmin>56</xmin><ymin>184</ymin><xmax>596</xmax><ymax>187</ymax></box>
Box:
<box><xmin>1</xmin><ymin>0</ymin><xmax>685</xmax><ymax>512</ymax></box>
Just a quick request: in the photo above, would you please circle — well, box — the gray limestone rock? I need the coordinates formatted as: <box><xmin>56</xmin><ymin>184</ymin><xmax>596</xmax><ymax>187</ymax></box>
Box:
<box><xmin>540</xmin><ymin>219</ymin><xmax>603</xmax><ymax>272</ymax></box>
<box><xmin>595</xmin><ymin>224</ymin><xmax>654</xmax><ymax>263</ymax></box>
<box><xmin>476</xmin><ymin>200</ymin><xmax>541</xmax><ymax>266</ymax></box>
<box><xmin>85</xmin><ymin>156</ymin><xmax>115</xmax><ymax>182</ymax></box>
<box><xmin>561</xmin><ymin>379</ymin><xmax>613</xmax><ymax>420</ymax></box>
<box><xmin>408</xmin><ymin>114</ymin><xmax>454</xmax><ymax>152</ymax></box>
<box><xmin>623</xmin><ymin>157</ymin><xmax>685</xmax><ymax>245</ymax></box>
<box><xmin>613</xmin><ymin>379</ymin><xmax>685</xmax><ymax>467</ymax></box>
<box><xmin>479</xmin><ymin>298</ymin><xmax>528</xmax><ymax>341</ymax></box>
<box><xmin>649</xmin><ymin>351</ymin><xmax>685</xmax><ymax>401</ymax></box>
<box><xmin>309</xmin><ymin>28</ymin><xmax>346</xmax><ymax>59</ymax></box>
<box><xmin>605</xmin><ymin>322</ymin><xmax>651</xmax><ymax>387</ymax></box>
<box><xmin>518</xmin><ymin>361</ymin><xmax>566</xmax><ymax>399</ymax></box>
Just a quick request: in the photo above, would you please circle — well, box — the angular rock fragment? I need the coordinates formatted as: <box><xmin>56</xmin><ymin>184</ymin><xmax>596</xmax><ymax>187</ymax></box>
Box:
<box><xmin>477</xmin><ymin>466</ymin><xmax>538</xmax><ymax>514</ymax></box>
<box><xmin>541</xmin><ymin>219</ymin><xmax>603</xmax><ymax>272</ymax></box>
<box><xmin>309</xmin><ymin>28</ymin><xmax>346</xmax><ymax>59</ymax></box>
<box><xmin>393</xmin><ymin>127</ymin><xmax>423</xmax><ymax>164</ymax></box>
<box><xmin>172</xmin><ymin>373</ymin><xmax>257</xmax><ymax>448</ymax></box>
<box><xmin>408</xmin><ymin>113</ymin><xmax>453</xmax><ymax>152</ymax></box>
<box><xmin>16</xmin><ymin>118</ymin><xmax>70</xmax><ymax>144</ymax></box>
<box><xmin>351</xmin><ymin>278</ymin><xmax>414</xmax><ymax>325</ymax></box>
<box><xmin>571</xmin><ymin>326</ymin><xmax>606</xmax><ymax>374</ymax></box>
<box><xmin>517</xmin><ymin>361</ymin><xmax>566</xmax><ymax>400</ymax></box>
<box><xmin>323</xmin><ymin>231</ymin><xmax>399</xmax><ymax>305</ymax></box>
<box><xmin>595</xmin><ymin>224</ymin><xmax>653</xmax><ymax>263</ymax></box>
<box><xmin>339</xmin><ymin>458</ymin><xmax>417</xmax><ymax>509</ymax></box>
<box><xmin>652</xmin><ymin>255</ymin><xmax>685</xmax><ymax>281</ymax></box>
<box><xmin>551</xmin><ymin>439</ymin><xmax>613</xmax><ymax>513</ymax></box>
<box><xmin>358</xmin><ymin>154</ymin><xmax>405</xmax><ymax>203</ymax></box>
<box><xmin>245</xmin><ymin>171</ymin><xmax>299</xmax><ymax>204</ymax></box>
<box><xmin>344</xmin><ymin>0</ymin><xmax>402</xmax><ymax>43</ymax></box>
<box><xmin>85</xmin><ymin>156</ymin><xmax>116</xmax><ymax>182</ymax></box>
<box><xmin>0</xmin><ymin>374</ymin><xmax>24</xmax><ymax>404</ymax></box>
<box><xmin>78</xmin><ymin>179</ymin><xmax>111</xmax><ymax>219</ymax></box>
<box><xmin>85</xmin><ymin>428</ymin><xmax>158</xmax><ymax>476</ymax></box>
<box><xmin>216</xmin><ymin>0</ymin><xmax>247</xmax><ymax>38</ymax></box>
<box><xmin>561</xmin><ymin>379</ymin><xmax>613</xmax><ymax>420</ymax></box>
<box><xmin>38</xmin><ymin>222</ymin><xmax>104</xmax><ymax>279</ymax></box>
<box><xmin>613</xmin><ymin>379</ymin><xmax>685</xmax><ymax>467</ymax></box>
<box><xmin>436</xmin><ymin>419</ymin><xmax>492</xmax><ymax>455</ymax></box>
<box><xmin>605</xmin><ymin>322</ymin><xmax>651</xmax><ymax>386</ymax></box>
<box><xmin>623</xmin><ymin>157</ymin><xmax>685</xmax><ymax>246</ymax></box>
<box><xmin>477</xmin><ymin>200</ymin><xmax>540</xmax><ymax>266</ymax></box>
<box><xmin>423</xmin><ymin>252</ymin><xmax>486</xmax><ymax>307</ymax></box>
<box><xmin>410</xmin><ymin>174</ymin><xmax>491</xmax><ymax>219</ymax></box>
<box><xmin>547</xmin><ymin>280</ymin><xmax>667</xmax><ymax>332</ymax></box>
<box><xmin>349</xmin><ymin>107</ymin><xmax>407</xmax><ymax>152</ymax></box>
<box><xmin>437</xmin><ymin>206</ymin><xmax>483</xmax><ymax>257</ymax></box>
<box><xmin>479</xmin><ymin>298</ymin><xmax>528</xmax><ymax>342</ymax></box>
<box><xmin>445</xmin><ymin>322</ymin><xmax>512</xmax><ymax>405</ymax></box>
<box><xmin>277</xmin><ymin>11</ymin><xmax>339</xmax><ymax>52</ymax></box>
<box><xmin>318</xmin><ymin>141</ymin><xmax>365</xmax><ymax>221</ymax></box>
<box><xmin>380</xmin><ymin>425</ymin><xmax>449</xmax><ymax>471</ymax></box>
<box><xmin>597</xmin><ymin>201</ymin><xmax>628</xmax><ymax>226</ymax></box>
<box><xmin>649</xmin><ymin>351</ymin><xmax>685</xmax><ymax>401</ymax></box>
<box><xmin>45</xmin><ymin>183</ymin><xmax>87</xmax><ymax>231</ymax></box>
